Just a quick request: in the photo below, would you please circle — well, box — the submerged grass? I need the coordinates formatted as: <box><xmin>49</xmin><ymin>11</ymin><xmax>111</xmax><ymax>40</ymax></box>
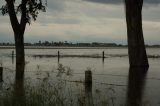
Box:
<box><xmin>0</xmin><ymin>69</ymin><xmax>122</xmax><ymax>106</ymax></box>
<box><xmin>0</xmin><ymin>65</ymin><xmax>151</xmax><ymax>106</ymax></box>
<box><xmin>0</xmin><ymin>79</ymin><xmax>119</xmax><ymax>106</ymax></box>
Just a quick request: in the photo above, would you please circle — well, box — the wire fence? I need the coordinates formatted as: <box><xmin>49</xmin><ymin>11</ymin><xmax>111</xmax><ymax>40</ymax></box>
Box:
<box><xmin>3</xmin><ymin>67</ymin><xmax>160</xmax><ymax>81</ymax></box>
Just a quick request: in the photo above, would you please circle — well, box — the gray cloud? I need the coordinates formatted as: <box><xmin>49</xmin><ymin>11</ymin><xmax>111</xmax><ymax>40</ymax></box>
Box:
<box><xmin>0</xmin><ymin>0</ymin><xmax>160</xmax><ymax>45</ymax></box>
<box><xmin>84</xmin><ymin>0</ymin><xmax>123</xmax><ymax>4</ymax></box>
<box><xmin>144</xmin><ymin>0</ymin><xmax>160</xmax><ymax>4</ymax></box>
<box><xmin>84</xmin><ymin>0</ymin><xmax>160</xmax><ymax>5</ymax></box>
<box><xmin>52</xmin><ymin>18</ymin><xmax>81</xmax><ymax>24</ymax></box>
<box><xmin>47</xmin><ymin>0</ymin><xmax>65</xmax><ymax>12</ymax></box>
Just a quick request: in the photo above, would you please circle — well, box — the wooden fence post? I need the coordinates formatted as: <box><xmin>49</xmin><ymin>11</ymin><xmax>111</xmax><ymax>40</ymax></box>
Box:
<box><xmin>85</xmin><ymin>71</ymin><xmax>92</xmax><ymax>84</ymax></box>
<box><xmin>58</xmin><ymin>51</ymin><xmax>60</xmax><ymax>62</ymax></box>
<box><xmin>12</xmin><ymin>51</ymin><xmax>14</xmax><ymax>56</ymax></box>
<box><xmin>0</xmin><ymin>67</ymin><xmax>3</xmax><ymax>82</ymax></box>
<box><xmin>85</xmin><ymin>70</ymin><xmax>93</xmax><ymax>106</ymax></box>
<box><xmin>102</xmin><ymin>51</ymin><xmax>105</xmax><ymax>62</ymax></box>
<box><xmin>12</xmin><ymin>51</ymin><xmax>14</xmax><ymax>64</ymax></box>
<box><xmin>85</xmin><ymin>70</ymin><xmax>92</xmax><ymax>100</ymax></box>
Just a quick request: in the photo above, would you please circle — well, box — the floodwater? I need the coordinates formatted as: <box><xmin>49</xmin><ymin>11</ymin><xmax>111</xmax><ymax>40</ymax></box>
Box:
<box><xmin>0</xmin><ymin>47</ymin><xmax>160</xmax><ymax>106</ymax></box>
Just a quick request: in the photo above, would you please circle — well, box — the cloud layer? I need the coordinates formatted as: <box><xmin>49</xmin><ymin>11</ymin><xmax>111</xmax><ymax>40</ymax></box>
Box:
<box><xmin>0</xmin><ymin>0</ymin><xmax>160</xmax><ymax>44</ymax></box>
<box><xmin>84</xmin><ymin>0</ymin><xmax>160</xmax><ymax>5</ymax></box>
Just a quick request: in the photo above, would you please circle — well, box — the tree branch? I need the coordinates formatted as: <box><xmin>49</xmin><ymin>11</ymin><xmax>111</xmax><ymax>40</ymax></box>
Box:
<box><xmin>20</xmin><ymin>0</ymin><xmax>27</xmax><ymax>35</ymax></box>
<box><xmin>6</xmin><ymin>0</ymin><xmax>20</xmax><ymax>34</ymax></box>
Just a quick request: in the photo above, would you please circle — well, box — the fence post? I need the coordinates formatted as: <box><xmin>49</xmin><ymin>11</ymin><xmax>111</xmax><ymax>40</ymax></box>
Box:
<box><xmin>12</xmin><ymin>51</ymin><xmax>14</xmax><ymax>56</ymax></box>
<box><xmin>12</xmin><ymin>51</ymin><xmax>14</xmax><ymax>64</ymax></box>
<box><xmin>85</xmin><ymin>70</ymin><xmax>92</xmax><ymax>105</ymax></box>
<box><xmin>0</xmin><ymin>67</ymin><xmax>3</xmax><ymax>82</ymax></box>
<box><xmin>85</xmin><ymin>70</ymin><xmax>93</xmax><ymax>106</ymax></box>
<box><xmin>85</xmin><ymin>71</ymin><xmax>92</xmax><ymax>84</ymax></box>
<box><xmin>58</xmin><ymin>51</ymin><xmax>60</xmax><ymax>62</ymax></box>
<box><xmin>102</xmin><ymin>51</ymin><xmax>105</xmax><ymax>62</ymax></box>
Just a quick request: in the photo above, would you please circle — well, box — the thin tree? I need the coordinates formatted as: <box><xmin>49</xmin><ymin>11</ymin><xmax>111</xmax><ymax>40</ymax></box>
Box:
<box><xmin>125</xmin><ymin>0</ymin><xmax>149</xmax><ymax>67</ymax></box>
<box><xmin>0</xmin><ymin>0</ymin><xmax>46</xmax><ymax>79</ymax></box>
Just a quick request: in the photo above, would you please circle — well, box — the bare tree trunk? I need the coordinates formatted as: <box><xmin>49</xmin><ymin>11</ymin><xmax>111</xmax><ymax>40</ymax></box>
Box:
<box><xmin>15</xmin><ymin>32</ymin><xmax>25</xmax><ymax>80</ymax></box>
<box><xmin>7</xmin><ymin>1</ymin><xmax>26</xmax><ymax>80</ymax></box>
<box><xmin>125</xmin><ymin>0</ymin><xmax>149</xmax><ymax>67</ymax></box>
<box><xmin>13</xmin><ymin>78</ymin><xmax>25</xmax><ymax>105</ymax></box>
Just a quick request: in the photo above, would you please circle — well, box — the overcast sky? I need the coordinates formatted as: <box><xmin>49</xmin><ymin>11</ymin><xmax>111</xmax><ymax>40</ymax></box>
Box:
<box><xmin>0</xmin><ymin>0</ymin><xmax>160</xmax><ymax>44</ymax></box>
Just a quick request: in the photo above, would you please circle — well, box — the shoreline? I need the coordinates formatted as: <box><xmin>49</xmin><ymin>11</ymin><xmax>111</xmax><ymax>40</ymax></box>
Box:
<box><xmin>0</xmin><ymin>46</ymin><xmax>159</xmax><ymax>49</ymax></box>
<box><xmin>0</xmin><ymin>46</ymin><xmax>127</xmax><ymax>49</ymax></box>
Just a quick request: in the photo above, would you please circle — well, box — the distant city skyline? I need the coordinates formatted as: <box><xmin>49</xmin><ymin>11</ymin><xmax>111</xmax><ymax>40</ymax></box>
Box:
<box><xmin>0</xmin><ymin>0</ymin><xmax>160</xmax><ymax>45</ymax></box>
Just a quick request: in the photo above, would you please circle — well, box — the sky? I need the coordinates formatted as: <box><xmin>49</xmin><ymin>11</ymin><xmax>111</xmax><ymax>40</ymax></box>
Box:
<box><xmin>0</xmin><ymin>0</ymin><xmax>160</xmax><ymax>44</ymax></box>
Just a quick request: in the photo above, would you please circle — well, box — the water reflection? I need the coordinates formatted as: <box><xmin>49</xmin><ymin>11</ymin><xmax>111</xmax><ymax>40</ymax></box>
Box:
<box><xmin>58</xmin><ymin>56</ymin><xmax>60</xmax><ymax>64</ymax></box>
<box><xmin>102</xmin><ymin>57</ymin><xmax>104</xmax><ymax>63</ymax></box>
<box><xmin>11</xmin><ymin>55</ymin><xmax>14</xmax><ymax>64</ymax></box>
<box><xmin>0</xmin><ymin>67</ymin><xmax>3</xmax><ymax>82</ymax></box>
<box><xmin>11</xmin><ymin>50</ymin><xmax>14</xmax><ymax>64</ymax></box>
<box><xmin>126</xmin><ymin>66</ymin><xmax>148</xmax><ymax>106</ymax></box>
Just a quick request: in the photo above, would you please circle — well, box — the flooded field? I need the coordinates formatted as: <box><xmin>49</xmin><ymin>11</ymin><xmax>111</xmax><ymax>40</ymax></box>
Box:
<box><xmin>0</xmin><ymin>47</ymin><xmax>160</xmax><ymax>106</ymax></box>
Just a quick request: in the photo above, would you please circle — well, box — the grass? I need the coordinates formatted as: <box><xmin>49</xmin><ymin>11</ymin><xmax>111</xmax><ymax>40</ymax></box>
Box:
<box><xmin>0</xmin><ymin>65</ymin><xmax>151</xmax><ymax>106</ymax></box>
<box><xmin>0</xmin><ymin>72</ymin><xmax>121</xmax><ymax>106</ymax></box>
<box><xmin>0</xmin><ymin>79</ymin><xmax>118</xmax><ymax>106</ymax></box>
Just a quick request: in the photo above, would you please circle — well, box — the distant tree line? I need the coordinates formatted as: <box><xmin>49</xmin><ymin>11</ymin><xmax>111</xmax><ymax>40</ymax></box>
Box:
<box><xmin>33</xmin><ymin>41</ymin><xmax>122</xmax><ymax>47</ymax></box>
<box><xmin>0</xmin><ymin>41</ymin><xmax>160</xmax><ymax>47</ymax></box>
<box><xmin>0</xmin><ymin>41</ymin><xmax>121</xmax><ymax>47</ymax></box>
